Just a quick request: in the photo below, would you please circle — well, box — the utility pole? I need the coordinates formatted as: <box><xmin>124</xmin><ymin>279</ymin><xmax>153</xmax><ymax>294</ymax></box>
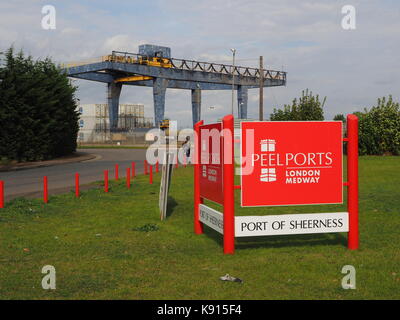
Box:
<box><xmin>230</xmin><ymin>48</ymin><xmax>236</xmax><ymax>116</ymax></box>
<box><xmin>259</xmin><ymin>56</ymin><xmax>264</xmax><ymax>121</ymax></box>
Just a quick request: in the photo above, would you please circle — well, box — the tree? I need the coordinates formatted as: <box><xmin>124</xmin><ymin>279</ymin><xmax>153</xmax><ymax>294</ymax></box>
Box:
<box><xmin>356</xmin><ymin>96</ymin><xmax>400</xmax><ymax>155</ymax></box>
<box><xmin>0</xmin><ymin>47</ymin><xmax>79</xmax><ymax>162</ymax></box>
<box><xmin>270</xmin><ymin>89</ymin><xmax>325</xmax><ymax>121</ymax></box>
<box><xmin>333</xmin><ymin>114</ymin><xmax>346</xmax><ymax>122</ymax></box>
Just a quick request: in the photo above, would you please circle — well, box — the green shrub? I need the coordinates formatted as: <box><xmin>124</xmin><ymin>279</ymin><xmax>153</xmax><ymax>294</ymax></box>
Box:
<box><xmin>270</xmin><ymin>89</ymin><xmax>325</xmax><ymax>121</ymax></box>
<box><xmin>333</xmin><ymin>114</ymin><xmax>346</xmax><ymax>122</ymax></box>
<box><xmin>355</xmin><ymin>96</ymin><xmax>400</xmax><ymax>155</ymax></box>
<box><xmin>0</xmin><ymin>47</ymin><xmax>79</xmax><ymax>162</ymax></box>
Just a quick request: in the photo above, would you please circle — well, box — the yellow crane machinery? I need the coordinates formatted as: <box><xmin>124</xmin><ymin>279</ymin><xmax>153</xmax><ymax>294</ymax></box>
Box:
<box><xmin>159</xmin><ymin>119</ymin><xmax>171</xmax><ymax>140</ymax></box>
<box><xmin>103</xmin><ymin>51</ymin><xmax>172</xmax><ymax>68</ymax></box>
<box><xmin>159</xmin><ymin>119</ymin><xmax>170</xmax><ymax>130</ymax></box>
<box><xmin>114</xmin><ymin>75</ymin><xmax>153</xmax><ymax>83</ymax></box>
<box><xmin>138</xmin><ymin>51</ymin><xmax>173</xmax><ymax>68</ymax></box>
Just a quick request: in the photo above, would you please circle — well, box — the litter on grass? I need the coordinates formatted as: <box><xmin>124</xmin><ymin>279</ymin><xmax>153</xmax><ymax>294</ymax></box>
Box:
<box><xmin>220</xmin><ymin>274</ymin><xmax>243</xmax><ymax>283</ymax></box>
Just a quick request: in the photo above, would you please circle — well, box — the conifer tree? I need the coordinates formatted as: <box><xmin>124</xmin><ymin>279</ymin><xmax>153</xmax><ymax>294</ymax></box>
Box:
<box><xmin>0</xmin><ymin>47</ymin><xmax>79</xmax><ymax>161</ymax></box>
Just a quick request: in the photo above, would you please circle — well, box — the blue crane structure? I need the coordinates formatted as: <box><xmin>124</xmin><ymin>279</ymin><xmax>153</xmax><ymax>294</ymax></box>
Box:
<box><xmin>64</xmin><ymin>44</ymin><xmax>287</xmax><ymax>129</ymax></box>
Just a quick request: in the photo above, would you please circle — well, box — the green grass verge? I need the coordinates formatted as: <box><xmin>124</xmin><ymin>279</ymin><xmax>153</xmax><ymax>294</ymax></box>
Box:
<box><xmin>0</xmin><ymin>156</ymin><xmax>399</xmax><ymax>299</ymax></box>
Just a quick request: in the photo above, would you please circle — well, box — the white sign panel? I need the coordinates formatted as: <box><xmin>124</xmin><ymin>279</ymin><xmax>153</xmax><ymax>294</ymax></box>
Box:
<box><xmin>235</xmin><ymin>212</ymin><xmax>349</xmax><ymax>237</ymax></box>
<box><xmin>199</xmin><ymin>204</ymin><xmax>224</xmax><ymax>234</ymax></box>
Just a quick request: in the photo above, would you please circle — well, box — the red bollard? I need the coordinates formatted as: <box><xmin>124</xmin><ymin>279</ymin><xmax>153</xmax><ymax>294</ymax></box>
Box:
<box><xmin>144</xmin><ymin>160</ymin><xmax>148</xmax><ymax>175</ymax></box>
<box><xmin>126</xmin><ymin>168</ymin><xmax>131</xmax><ymax>189</ymax></box>
<box><xmin>149</xmin><ymin>165</ymin><xmax>153</xmax><ymax>184</ymax></box>
<box><xmin>104</xmin><ymin>170</ymin><xmax>109</xmax><ymax>193</ymax></box>
<box><xmin>75</xmin><ymin>173</ymin><xmax>80</xmax><ymax>198</ymax></box>
<box><xmin>0</xmin><ymin>180</ymin><xmax>4</xmax><ymax>209</ymax></box>
<box><xmin>43</xmin><ymin>176</ymin><xmax>48</xmax><ymax>203</ymax></box>
<box><xmin>156</xmin><ymin>161</ymin><xmax>159</xmax><ymax>173</ymax></box>
<box><xmin>132</xmin><ymin>162</ymin><xmax>136</xmax><ymax>179</ymax></box>
<box><xmin>115</xmin><ymin>164</ymin><xmax>119</xmax><ymax>180</ymax></box>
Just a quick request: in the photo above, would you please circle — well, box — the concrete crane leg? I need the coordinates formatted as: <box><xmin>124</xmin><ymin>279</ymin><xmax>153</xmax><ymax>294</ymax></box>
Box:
<box><xmin>237</xmin><ymin>85</ymin><xmax>248</xmax><ymax>119</ymax></box>
<box><xmin>153</xmin><ymin>78</ymin><xmax>169</xmax><ymax>127</ymax></box>
<box><xmin>191</xmin><ymin>88</ymin><xmax>201</xmax><ymax>127</ymax></box>
<box><xmin>107</xmin><ymin>82</ymin><xmax>122</xmax><ymax>130</ymax></box>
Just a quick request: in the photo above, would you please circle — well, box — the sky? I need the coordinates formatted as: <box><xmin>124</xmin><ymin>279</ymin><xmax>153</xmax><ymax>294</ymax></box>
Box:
<box><xmin>1</xmin><ymin>0</ymin><xmax>399</xmax><ymax>127</ymax></box>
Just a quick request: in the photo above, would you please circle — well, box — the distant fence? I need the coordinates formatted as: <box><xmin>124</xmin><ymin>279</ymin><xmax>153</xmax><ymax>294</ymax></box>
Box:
<box><xmin>78</xmin><ymin>129</ymin><xmax>151</xmax><ymax>146</ymax></box>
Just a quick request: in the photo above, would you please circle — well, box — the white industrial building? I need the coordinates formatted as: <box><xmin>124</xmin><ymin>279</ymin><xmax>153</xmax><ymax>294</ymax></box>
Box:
<box><xmin>76</xmin><ymin>104</ymin><xmax>153</xmax><ymax>144</ymax></box>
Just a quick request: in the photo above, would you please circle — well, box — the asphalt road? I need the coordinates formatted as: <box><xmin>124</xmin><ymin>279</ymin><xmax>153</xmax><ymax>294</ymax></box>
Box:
<box><xmin>0</xmin><ymin>148</ymin><xmax>148</xmax><ymax>201</ymax></box>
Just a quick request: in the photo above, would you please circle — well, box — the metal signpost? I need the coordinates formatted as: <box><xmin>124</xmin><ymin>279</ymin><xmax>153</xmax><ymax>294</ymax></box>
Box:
<box><xmin>159</xmin><ymin>152</ymin><xmax>174</xmax><ymax>220</ymax></box>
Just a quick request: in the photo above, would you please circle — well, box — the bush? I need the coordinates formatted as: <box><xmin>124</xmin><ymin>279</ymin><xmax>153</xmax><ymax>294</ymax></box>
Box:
<box><xmin>333</xmin><ymin>114</ymin><xmax>346</xmax><ymax>122</ymax></box>
<box><xmin>355</xmin><ymin>96</ymin><xmax>400</xmax><ymax>155</ymax></box>
<box><xmin>0</xmin><ymin>47</ymin><xmax>79</xmax><ymax>161</ymax></box>
<box><xmin>270</xmin><ymin>89</ymin><xmax>325</xmax><ymax>121</ymax></box>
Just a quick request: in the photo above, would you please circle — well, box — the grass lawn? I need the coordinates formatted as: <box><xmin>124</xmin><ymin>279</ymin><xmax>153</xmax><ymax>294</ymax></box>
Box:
<box><xmin>0</xmin><ymin>156</ymin><xmax>399</xmax><ymax>299</ymax></box>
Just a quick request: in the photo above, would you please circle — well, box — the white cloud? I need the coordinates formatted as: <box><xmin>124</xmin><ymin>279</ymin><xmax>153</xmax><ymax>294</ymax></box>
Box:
<box><xmin>101</xmin><ymin>35</ymin><xmax>142</xmax><ymax>53</ymax></box>
<box><xmin>1</xmin><ymin>0</ymin><xmax>399</xmax><ymax>126</ymax></box>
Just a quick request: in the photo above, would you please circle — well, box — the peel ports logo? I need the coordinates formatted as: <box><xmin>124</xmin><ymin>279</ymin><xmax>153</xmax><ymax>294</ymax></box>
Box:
<box><xmin>260</xmin><ymin>168</ymin><xmax>276</xmax><ymax>182</ymax></box>
<box><xmin>255</xmin><ymin>138</ymin><xmax>333</xmax><ymax>185</ymax></box>
<box><xmin>259</xmin><ymin>139</ymin><xmax>276</xmax><ymax>182</ymax></box>
<box><xmin>260</xmin><ymin>139</ymin><xmax>276</xmax><ymax>152</ymax></box>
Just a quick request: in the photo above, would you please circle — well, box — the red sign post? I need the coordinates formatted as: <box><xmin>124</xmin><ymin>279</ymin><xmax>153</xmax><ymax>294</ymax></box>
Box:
<box><xmin>194</xmin><ymin>120</ymin><xmax>204</xmax><ymax>235</ymax></box>
<box><xmin>222</xmin><ymin>115</ymin><xmax>235</xmax><ymax>254</ymax></box>
<box><xmin>194</xmin><ymin>115</ymin><xmax>358</xmax><ymax>254</ymax></box>
<box><xmin>347</xmin><ymin>114</ymin><xmax>359</xmax><ymax>250</ymax></box>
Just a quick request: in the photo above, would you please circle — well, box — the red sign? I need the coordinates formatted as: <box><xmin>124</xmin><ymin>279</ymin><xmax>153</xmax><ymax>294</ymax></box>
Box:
<box><xmin>199</xmin><ymin>123</ymin><xmax>224</xmax><ymax>204</ymax></box>
<box><xmin>241</xmin><ymin>121</ymin><xmax>343</xmax><ymax>207</ymax></box>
